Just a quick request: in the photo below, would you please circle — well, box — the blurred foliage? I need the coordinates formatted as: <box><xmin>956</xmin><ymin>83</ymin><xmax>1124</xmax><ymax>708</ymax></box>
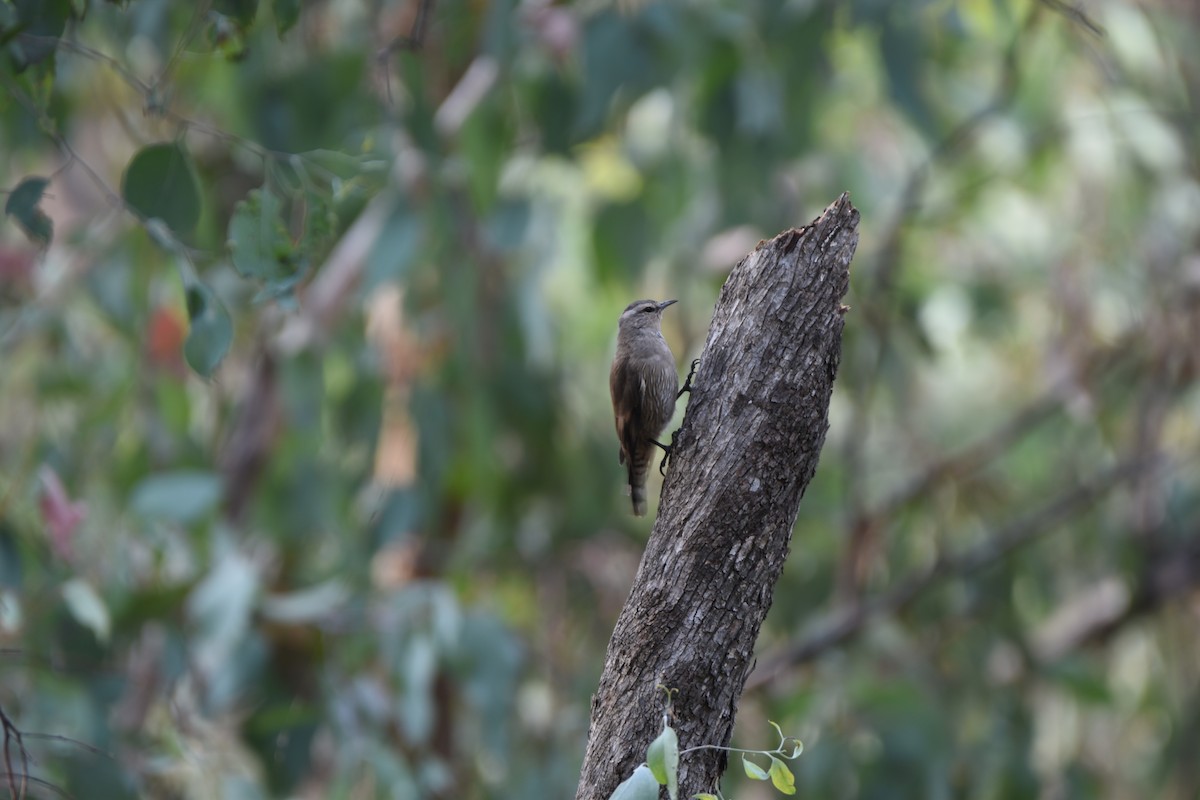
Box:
<box><xmin>1</xmin><ymin>0</ymin><xmax>1199</xmax><ymax>798</ymax></box>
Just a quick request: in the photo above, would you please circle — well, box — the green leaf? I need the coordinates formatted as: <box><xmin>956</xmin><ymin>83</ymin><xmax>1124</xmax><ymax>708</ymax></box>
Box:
<box><xmin>4</xmin><ymin>176</ymin><xmax>53</xmax><ymax>244</ymax></box>
<box><xmin>121</xmin><ymin>142</ymin><xmax>202</xmax><ymax>237</ymax></box>
<box><xmin>130</xmin><ymin>470</ymin><xmax>223</xmax><ymax>523</ymax></box>
<box><xmin>300</xmin><ymin>149</ymin><xmax>375</xmax><ymax>181</ymax></box>
<box><xmin>273</xmin><ymin>0</ymin><xmax>300</xmax><ymax>36</ymax></box>
<box><xmin>297</xmin><ymin>189</ymin><xmax>337</xmax><ymax>258</ymax></box>
<box><xmin>0</xmin><ymin>523</ymin><xmax>23</xmax><ymax>589</ymax></box>
<box><xmin>608</xmin><ymin>765</ymin><xmax>659</xmax><ymax>800</ymax></box>
<box><xmin>1049</xmin><ymin>658</ymin><xmax>1114</xmax><ymax>706</ymax></box>
<box><xmin>208</xmin><ymin>12</ymin><xmax>249</xmax><ymax>60</ymax></box>
<box><xmin>7</xmin><ymin>0</ymin><xmax>75</xmax><ymax>70</ymax></box>
<box><xmin>768</xmin><ymin>720</ymin><xmax>804</xmax><ymax>758</ymax></box>
<box><xmin>693</xmin><ymin>795</ymin><xmax>719</xmax><ymax>800</ymax></box>
<box><xmin>260</xmin><ymin>580</ymin><xmax>350</xmax><ymax>623</ymax></box>
<box><xmin>212</xmin><ymin>0</ymin><xmax>258</xmax><ymax>26</ymax></box>
<box><xmin>646</xmin><ymin>724</ymin><xmax>679</xmax><ymax>799</ymax></box>
<box><xmin>879</xmin><ymin>13</ymin><xmax>937</xmax><ymax>138</ymax></box>
<box><xmin>365</xmin><ymin>198</ymin><xmax>424</xmax><ymax>290</ymax></box>
<box><xmin>768</xmin><ymin>755</ymin><xmax>797</xmax><ymax>795</ymax></box>
<box><xmin>61</xmin><ymin>578</ymin><xmax>110</xmax><ymax>643</ymax></box>
<box><xmin>228</xmin><ymin>188</ymin><xmax>294</xmax><ymax>281</ymax></box>
<box><xmin>743</xmin><ymin>755</ymin><xmax>769</xmax><ymax>781</ymax></box>
<box><xmin>187</xmin><ymin>547</ymin><xmax>261</xmax><ymax>681</ymax></box>
<box><xmin>483</xmin><ymin>198</ymin><xmax>531</xmax><ymax>253</ymax></box>
<box><xmin>184</xmin><ymin>283</ymin><xmax>233</xmax><ymax>376</ymax></box>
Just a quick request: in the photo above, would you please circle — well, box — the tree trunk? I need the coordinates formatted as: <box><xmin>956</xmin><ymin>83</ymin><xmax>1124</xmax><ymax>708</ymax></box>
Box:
<box><xmin>575</xmin><ymin>194</ymin><xmax>859</xmax><ymax>800</ymax></box>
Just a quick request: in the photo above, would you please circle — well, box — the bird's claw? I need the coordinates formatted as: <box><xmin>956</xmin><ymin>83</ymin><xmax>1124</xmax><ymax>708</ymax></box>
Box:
<box><xmin>677</xmin><ymin>358</ymin><xmax>700</xmax><ymax>398</ymax></box>
<box><xmin>657</xmin><ymin>428</ymin><xmax>683</xmax><ymax>476</ymax></box>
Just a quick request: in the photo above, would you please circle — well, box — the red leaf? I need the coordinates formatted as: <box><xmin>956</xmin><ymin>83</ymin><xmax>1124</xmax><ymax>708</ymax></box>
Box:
<box><xmin>39</xmin><ymin>466</ymin><xmax>86</xmax><ymax>561</ymax></box>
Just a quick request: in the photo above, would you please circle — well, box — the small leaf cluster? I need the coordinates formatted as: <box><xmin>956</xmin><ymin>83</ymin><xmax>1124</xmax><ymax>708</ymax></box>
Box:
<box><xmin>609</xmin><ymin>718</ymin><xmax>803</xmax><ymax>800</ymax></box>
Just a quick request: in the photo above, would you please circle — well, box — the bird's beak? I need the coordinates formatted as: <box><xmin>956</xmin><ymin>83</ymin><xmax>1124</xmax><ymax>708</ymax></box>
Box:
<box><xmin>658</xmin><ymin>299</ymin><xmax>678</xmax><ymax>311</ymax></box>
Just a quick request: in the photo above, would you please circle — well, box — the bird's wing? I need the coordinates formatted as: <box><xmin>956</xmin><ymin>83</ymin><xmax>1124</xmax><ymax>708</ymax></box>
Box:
<box><xmin>610</xmin><ymin>358</ymin><xmax>646</xmax><ymax>465</ymax></box>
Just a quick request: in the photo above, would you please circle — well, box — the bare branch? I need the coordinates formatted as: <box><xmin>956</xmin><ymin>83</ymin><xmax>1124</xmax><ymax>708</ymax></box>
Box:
<box><xmin>1040</xmin><ymin>0</ymin><xmax>1106</xmax><ymax>36</ymax></box>
<box><xmin>377</xmin><ymin>0</ymin><xmax>435</xmax><ymax>58</ymax></box>
<box><xmin>749</xmin><ymin>456</ymin><xmax>1157</xmax><ymax>690</ymax></box>
<box><xmin>0</xmin><ymin>706</ymin><xmax>29</xmax><ymax>800</ymax></box>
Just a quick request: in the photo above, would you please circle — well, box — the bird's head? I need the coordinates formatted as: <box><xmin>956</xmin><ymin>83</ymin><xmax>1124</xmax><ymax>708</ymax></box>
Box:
<box><xmin>617</xmin><ymin>298</ymin><xmax>676</xmax><ymax>334</ymax></box>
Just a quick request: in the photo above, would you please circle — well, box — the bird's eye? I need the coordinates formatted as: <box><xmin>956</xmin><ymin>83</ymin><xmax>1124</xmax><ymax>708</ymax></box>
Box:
<box><xmin>642</xmin><ymin>305</ymin><xmax>656</xmax><ymax>313</ymax></box>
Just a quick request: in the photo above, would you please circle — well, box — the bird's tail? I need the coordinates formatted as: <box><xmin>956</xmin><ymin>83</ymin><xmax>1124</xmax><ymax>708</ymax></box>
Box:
<box><xmin>627</xmin><ymin>444</ymin><xmax>650</xmax><ymax>516</ymax></box>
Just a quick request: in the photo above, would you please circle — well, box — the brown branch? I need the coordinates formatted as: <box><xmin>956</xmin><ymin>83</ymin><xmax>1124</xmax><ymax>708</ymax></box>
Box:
<box><xmin>0</xmin><ymin>705</ymin><xmax>28</xmax><ymax>800</ymax></box>
<box><xmin>877</xmin><ymin>393</ymin><xmax>1061</xmax><ymax>522</ymax></box>
<box><xmin>837</xmin><ymin>285</ymin><xmax>1190</xmax><ymax>599</ymax></box>
<box><xmin>748</xmin><ymin>456</ymin><xmax>1155</xmax><ymax>690</ymax></box>
<box><xmin>1040</xmin><ymin>0</ymin><xmax>1106</xmax><ymax>36</ymax></box>
<box><xmin>575</xmin><ymin>195</ymin><xmax>858</xmax><ymax>799</ymax></box>
<box><xmin>856</xmin><ymin>303</ymin><xmax>1161</xmax><ymax>529</ymax></box>
<box><xmin>0</xmin><ymin>775</ymin><xmax>68</xmax><ymax>800</ymax></box>
<box><xmin>377</xmin><ymin>0</ymin><xmax>435</xmax><ymax>58</ymax></box>
<box><xmin>1032</xmin><ymin>528</ymin><xmax>1200</xmax><ymax>660</ymax></box>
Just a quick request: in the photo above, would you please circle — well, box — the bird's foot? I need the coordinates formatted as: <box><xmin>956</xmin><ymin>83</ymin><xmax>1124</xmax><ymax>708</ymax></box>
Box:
<box><xmin>650</xmin><ymin>430</ymin><xmax>683</xmax><ymax>476</ymax></box>
<box><xmin>677</xmin><ymin>358</ymin><xmax>700</xmax><ymax>399</ymax></box>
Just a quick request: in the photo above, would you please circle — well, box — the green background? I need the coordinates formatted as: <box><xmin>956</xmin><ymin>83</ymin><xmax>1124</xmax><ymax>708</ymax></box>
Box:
<box><xmin>1</xmin><ymin>0</ymin><xmax>1198</xmax><ymax>797</ymax></box>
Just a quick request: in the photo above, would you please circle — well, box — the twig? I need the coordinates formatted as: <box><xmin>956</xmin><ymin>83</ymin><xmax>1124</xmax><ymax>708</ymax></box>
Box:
<box><xmin>377</xmin><ymin>0</ymin><xmax>435</xmax><ymax>58</ymax></box>
<box><xmin>17</xmin><ymin>31</ymin><xmax>349</xmax><ymax>189</ymax></box>
<box><xmin>1040</xmin><ymin>0</ymin><xmax>1106</xmax><ymax>36</ymax></box>
<box><xmin>17</xmin><ymin>35</ymin><xmax>148</xmax><ymax>95</ymax></box>
<box><xmin>0</xmin><ymin>705</ymin><xmax>29</xmax><ymax>800</ymax></box>
<box><xmin>19</xmin><ymin>733</ymin><xmax>114</xmax><ymax>762</ymax></box>
<box><xmin>0</xmin><ymin>774</ymin><xmax>70</xmax><ymax>800</ymax></box>
<box><xmin>856</xmin><ymin>309</ymin><xmax>1154</xmax><ymax>529</ymax></box>
<box><xmin>153</xmin><ymin>1</ymin><xmax>210</xmax><ymax>93</ymax></box>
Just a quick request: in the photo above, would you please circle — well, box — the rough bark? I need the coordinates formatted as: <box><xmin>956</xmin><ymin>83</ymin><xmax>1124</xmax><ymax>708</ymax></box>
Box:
<box><xmin>575</xmin><ymin>194</ymin><xmax>859</xmax><ymax>799</ymax></box>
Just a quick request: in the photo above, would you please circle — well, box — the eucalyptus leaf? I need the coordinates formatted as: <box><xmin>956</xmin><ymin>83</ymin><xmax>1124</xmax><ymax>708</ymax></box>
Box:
<box><xmin>184</xmin><ymin>282</ymin><xmax>233</xmax><ymax>377</ymax></box>
<box><xmin>608</xmin><ymin>765</ymin><xmax>659</xmax><ymax>800</ymax></box>
<box><xmin>646</xmin><ymin>724</ymin><xmax>679</xmax><ymax>799</ymax></box>
<box><xmin>121</xmin><ymin>143</ymin><xmax>202</xmax><ymax>237</ymax></box>
<box><xmin>273</xmin><ymin>0</ymin><xmax>301</xmax><ymax>36</ymax></box>
<box><xmin>61</xmin><ymin>578</ymin><xmax>110</xmax><ymax>643</ymax></box>
<box><xmin>187</xmin><ymin>546</ymin><xmax>261</xmax><ymax>682</ymax></box>
<box><xmin>130</xmin><ymin>470</ymin><xmax>223</xmax><ymax>523</ymax></box>
<box><xmin>743</xmin><ymin>755</ymin><xmax>769</xmax><ymax>781</ymax></box>
<box><xmin>768</xmin><ymin>755</ymin><xmax>797</xmax><ymax>795</ymax></box>
<box><xmin>4</xmin><ymin>175</ymin><xmax>52</xmax><ymax>244</ymax></box>
<box><xmin>228</xmin><ymin>188</ymin><xmax>294</xmax><ymax>282</ymax></box>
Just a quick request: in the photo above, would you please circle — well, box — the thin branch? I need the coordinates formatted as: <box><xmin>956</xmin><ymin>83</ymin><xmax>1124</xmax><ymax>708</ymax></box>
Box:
<box><xmin>749</xmin><ymin>456</ymin><xmax>1156</xmax><ymax>690</ymax></box>
<box><xmin>0</xmin><ymin>705</ymin><xmax>29</xmax><ymax>800</ymax></box>
<box><xmin>0</xmin><ymin>774</ymin><xmax>70</xmax><ymax>800</ymax></box>
<box><xmin>876</xmin><ymin>394</ymin><xmax>1060</xmax><ymax>521</ymax></box>
<box><xmin>18</xmin><ymin>734</ymin><xmax>114</xmax><ymax>762</ymax></box>
<box><xmin>153</xmin><ymin>1</ymin><xmax>210</xmax><ymax>93</ymax></box>
<box><xmin>856</xmin><ymin>307</ymin><xmax>1157</xmax><ymax>529</ymax></box>
<box><xmin>377</xmin><ymin>0</ymin><xmax>435</xmax><ymax>58</ymax></box>
<box><xmin>0</xmin><ymin>73</ymin><xmax>122</xmax><ymax>210</ymax></box>
<box><xmin>1040</xmin><ymin>0</ymin><xmax>1106</xmax><ymax>36</ymax></box>
<box><xmin>16</xmin><ymin>35</ymin><xmax>149</xmax><ymax>95</ymax></box>
<box><xmin>17</xmin><ymin>32</ymin><xmax>349</xmax><ymax>188</ymax></box>
<box><xmin>1032</xmin><ymin>530</ymin><xmax>1200</xmax><ymax>660</ymax></box>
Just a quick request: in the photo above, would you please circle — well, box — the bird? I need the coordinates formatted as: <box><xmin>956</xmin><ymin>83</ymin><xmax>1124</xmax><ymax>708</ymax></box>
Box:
<box><xmin>609</xmin><ymin>299</ymin><xmax>679</xmax><ymax>516</ymax></box>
